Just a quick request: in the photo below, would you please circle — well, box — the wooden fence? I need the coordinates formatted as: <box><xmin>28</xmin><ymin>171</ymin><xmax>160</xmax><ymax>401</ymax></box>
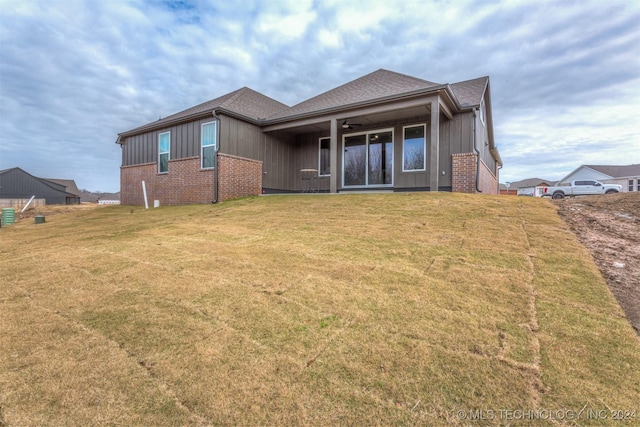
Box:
<box><xmin>0</xmin><ymin>198</ymin><xmax>46</xmax><ymax>209</ymax></box>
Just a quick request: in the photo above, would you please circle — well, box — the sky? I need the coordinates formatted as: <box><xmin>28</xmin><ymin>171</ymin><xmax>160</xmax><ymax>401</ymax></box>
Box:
<box><xmin>1</xmin><ymin>0</ymin><xmax>639</xmax><ymax>192</ymax></box>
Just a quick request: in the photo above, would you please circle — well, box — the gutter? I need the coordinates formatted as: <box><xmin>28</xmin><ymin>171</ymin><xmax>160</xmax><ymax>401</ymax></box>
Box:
<box><xmin>472</xmin><ymin>109</ymin><xmax>482</xmax><ymax>193</ymax></box>
<box><xmin>212</xmin><ymin>111</ymin><xmax>221</xmax><ymax>204</ymax></box>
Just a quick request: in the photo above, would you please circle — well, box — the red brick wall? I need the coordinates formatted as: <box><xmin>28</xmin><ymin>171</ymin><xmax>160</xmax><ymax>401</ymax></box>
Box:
<box><xmin>478</xmin><ymin>159</ymin><xmax>499</xmax><ymax>195</ymax></box>
<box><xmin>452</xmin><ymin>153</ymin><xmax>477</xmax><ymax>193</ymax></box>
<box><xmin>120</xmin><ymin>154</ymin><xmax>262</xmax><ymax>205</ymax></box>
<box><xmin>218</xmin><ymin>153</ymin><xmax>263</xmax><ymax>202</ymax></box>
<box><xmin>451</xmin><ymin>153</ymin><xmax>499</xmax><ymax>194</ymax></box>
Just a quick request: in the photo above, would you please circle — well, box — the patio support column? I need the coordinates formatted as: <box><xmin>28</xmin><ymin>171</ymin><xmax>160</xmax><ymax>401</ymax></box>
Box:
<box><xmin>330</xmin><ymin>118</ymin><xmax>338</xmax><ymax>193</ymax></box>
<box><xmin>429</xmin><ymin>99</ymin><xmax>440</xmax><ymax>191</ymax></box>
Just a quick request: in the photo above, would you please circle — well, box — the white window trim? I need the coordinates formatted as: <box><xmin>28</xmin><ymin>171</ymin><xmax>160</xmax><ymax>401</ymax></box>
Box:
<box><xmin>158</xmin><ymin>131</ymin><xmax>170</xmax><ymax>174</ymax></box>
<box><xmin>402</xmin><ymin>124</ymin><xmax>427</xmax><ymax>172</ymax></box>
<box><xmin>479</xmin><ymin>99</ymin><xmax>486</xmax><ymax>125</ymax></box>
<box><xmin>318</xmin><ymin>137</ymin><xmax>330</xmax><ymax>177</ymax></box>
<box><xmin>342</xmin><ymin>127</ymin><xmax>394</xmax><ymax>188</ymax></box>
<box><xmin>201</xmin><ymin>121</ymin><xmax>217</xmax><ymax>169</ymax></box>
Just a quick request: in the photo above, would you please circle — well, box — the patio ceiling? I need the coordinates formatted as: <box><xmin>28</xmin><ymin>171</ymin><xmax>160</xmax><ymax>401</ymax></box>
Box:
<box><xmin>263</xmin><ymin>94</ymin><xmax>451</xmax><ymax>135</ymax></box>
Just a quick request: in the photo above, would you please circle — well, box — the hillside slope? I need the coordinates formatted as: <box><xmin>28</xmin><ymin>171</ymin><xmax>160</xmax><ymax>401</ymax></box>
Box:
<box><xmin>1</xmin><ymin>193</ymin><xmax>638</xmax><ymax>425</ymax></box>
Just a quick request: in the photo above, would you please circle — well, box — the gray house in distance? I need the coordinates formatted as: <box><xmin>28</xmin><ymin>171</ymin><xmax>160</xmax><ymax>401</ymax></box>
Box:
<box><xmin>557</xmin><ymin>165</ymin><xmax>640</xmax><ymax>192</ymax></box>
<box><xmin>116</xmin><ymin>69</ymin><xmax>502</xmax><ymax>205</ymax></box>
<box><xmin>0</xmin><ymin>167</ymin><xmax>81</xmax><ymax>205</ymax></box>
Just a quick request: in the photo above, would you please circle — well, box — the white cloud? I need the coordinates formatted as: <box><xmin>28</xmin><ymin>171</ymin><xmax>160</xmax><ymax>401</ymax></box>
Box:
<box><xmin>316</xmin><ymin>28</ymin><xmax>342</xmax><ymax>49</ymax></box>
<box><xmin>0</xmin><ymin>0</ymin><xmax>638</xmax><ymax>191</ymax></box>
<box><xmin>255</xmin><ymin>0</ymin><xmax>316</xmax><ymax>41</ymax></box>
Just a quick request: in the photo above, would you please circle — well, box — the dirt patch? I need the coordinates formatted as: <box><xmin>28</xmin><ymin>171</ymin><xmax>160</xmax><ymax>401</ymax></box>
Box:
<box><xmin>555</xmin><ymin>192</ymin><xmax>640</xmax><ymax>335</ymax></box>
<box><xmin>10</xmin><ymin>203</ymin><xmax>104</xmax><ymax>222</ymax></box>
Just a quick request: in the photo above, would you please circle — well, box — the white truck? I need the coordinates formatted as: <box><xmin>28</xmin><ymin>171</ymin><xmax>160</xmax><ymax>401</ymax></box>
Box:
<box><xmin>542</xmin><ymin>180</ymin><xmax>622</xmax><ymax>199</ymax></box>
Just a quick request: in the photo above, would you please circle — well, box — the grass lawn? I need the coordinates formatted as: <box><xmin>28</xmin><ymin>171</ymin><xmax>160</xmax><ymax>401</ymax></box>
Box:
<box><xmin>1</xmin><ymin>193</ymin><xmax>638</xmax><ymax>425</ymax></box>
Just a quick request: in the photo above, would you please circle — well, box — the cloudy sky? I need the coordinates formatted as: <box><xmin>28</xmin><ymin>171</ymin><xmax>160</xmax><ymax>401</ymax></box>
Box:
<box><xmin>1</xmin><ymin>0</ymin><xmax>638</xmax><ymax>192</ymax></box>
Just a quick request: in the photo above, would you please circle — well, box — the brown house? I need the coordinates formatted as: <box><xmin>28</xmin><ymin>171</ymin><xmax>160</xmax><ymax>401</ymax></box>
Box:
<box><xmin>116</xmin><ymin>69</ymin><xmax>502</xmax><ymax>205</ymax></box>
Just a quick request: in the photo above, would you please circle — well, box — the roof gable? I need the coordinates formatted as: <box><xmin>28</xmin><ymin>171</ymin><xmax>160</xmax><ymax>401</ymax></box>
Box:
<box><xmin>449</xmin><ymin>77</ymin><xmax>488</xmax><ymax>108</ymax></box>
<box><xmin>43</xmin><ymin>178</ymin><xmax>81</xmax><ymax>196</ymax></box>
<box><xmin>267</xmin><ymin>69</ymin><xmax>442</xmax><ymax>120</ymax></box>
<box><xmin>585</xmin><ymin>164</ymin><xmax>640</xmax><ymax>178</ymax></box>
<box><xmin>218</xmin><ymin>87</ymin><xmax>289</xmax><ymax>119</ymax></box>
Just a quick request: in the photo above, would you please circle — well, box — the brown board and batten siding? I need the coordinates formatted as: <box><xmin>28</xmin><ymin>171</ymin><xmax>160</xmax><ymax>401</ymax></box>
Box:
<box><xmin>221</xmin><ymin>115</ymin><xmax>298</xmax><ymax>192</ymax></box>
<box><xmin>287</xmin><ymin>113</ymin><xmax>478</xmax><ymax>192</ymax></box>
<box><xmin>293</xmin><ymin>132</ymin><xmax>331</xmax><ymax>192</ymax></box>
<box><xmin>121</xmin><ymin>117</ymin><xmax>214</xmax><ymax>167</ymax></box>
<box><xmin>476</xmin><ymin>111</ymin><xmax>496</xmax><ymax>173</ymax></box>
<box><xmin>439</xmin><ymin>112</ymin><xmax>475</xmax><ymax>189</ymax></box>
<box><xmin>393</xmin><ymin>116</ymin><xmax>429</xmax><ymax>190</ymax></box>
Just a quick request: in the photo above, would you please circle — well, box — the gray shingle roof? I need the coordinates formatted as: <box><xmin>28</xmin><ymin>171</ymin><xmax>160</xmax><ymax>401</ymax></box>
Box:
<box><xmin>586</xmin><ymin>164</ymin><xmax>640</xmax><ymax>178</ymax></box>
<box><xmin>119</xmin><ymin>70</ymin><xmax>490</xmax><ymax>136</ymax></box>
<box><xmin>121</xmin><ymin>87</ymin><xmax>289</xmax><ymax>136</ymax></box>
<box><xmin>266</xmin><ymin>69</ymin><xmax>442</xmax><ymax>120</ymax></box>
<box><xmin>449</xmin><ymin>76</ymin><xmax>489</xmax><ymax>107</ymax></box>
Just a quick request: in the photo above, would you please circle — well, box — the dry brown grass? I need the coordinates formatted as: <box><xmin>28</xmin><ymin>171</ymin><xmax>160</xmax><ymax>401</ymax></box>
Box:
<box><xmin>1</xmin><ymin>193</ymin><xmax>638</xmax><ymax>425</ymax></box>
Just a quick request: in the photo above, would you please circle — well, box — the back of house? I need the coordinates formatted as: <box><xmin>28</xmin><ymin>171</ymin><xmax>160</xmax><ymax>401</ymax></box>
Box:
<box><xmin>116</xmin><ymin>69</ymin><xmax>502</xmax><ymax>205</ymax></box>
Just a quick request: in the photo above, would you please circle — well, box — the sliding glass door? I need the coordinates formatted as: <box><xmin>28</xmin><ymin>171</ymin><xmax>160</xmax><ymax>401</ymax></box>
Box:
<box><xmin>343</xmin><ymin>129</ymin><xmax>393</xmax><ymax>188</ymax></box>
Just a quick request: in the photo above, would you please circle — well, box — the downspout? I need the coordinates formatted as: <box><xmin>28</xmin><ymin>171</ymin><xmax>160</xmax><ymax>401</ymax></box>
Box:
<box><xmin>472</xmin><ymin>109</ymin><xmax>483</xmax><ymax>193</ymax></box>
<box><xmin>212</xmin><ymin>111</ymin><xmax>221</xmax><ymax>204</ymax></box>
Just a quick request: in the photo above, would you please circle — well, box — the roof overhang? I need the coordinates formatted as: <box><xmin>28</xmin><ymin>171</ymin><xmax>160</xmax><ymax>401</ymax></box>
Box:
<box><xmin>262</xmin><ymin>90</ymin><xmax>458</xmax><ymax>133</ymax></box>
<box><xmin>115</xmin><ymin>84</ymin><xmax>469</xmax><ymax>141</ymax></box>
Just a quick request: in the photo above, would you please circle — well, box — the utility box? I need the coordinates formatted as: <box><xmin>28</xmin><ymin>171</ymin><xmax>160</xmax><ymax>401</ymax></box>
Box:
<box><xmin>2</xmin><ymin>208</ymin><xmax>16</xmax><ymax>226</ymax></box>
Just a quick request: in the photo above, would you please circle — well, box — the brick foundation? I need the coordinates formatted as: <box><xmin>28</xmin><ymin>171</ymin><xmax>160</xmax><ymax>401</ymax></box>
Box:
<box><xmin>452</xmin><ymin>153</ymin><xmax>498</xmax><ymax>194</ymax></box>
<box><xmin>120</xmin><ymin>154</ymin><xmax>262</xmax><ymax>205</ymax></box>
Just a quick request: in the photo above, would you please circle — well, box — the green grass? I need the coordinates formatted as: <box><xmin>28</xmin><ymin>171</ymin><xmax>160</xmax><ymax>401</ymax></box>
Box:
<box><xmin>0</xmin><ymin>193</ymin><xmax>638</xmax><ymax>425</ymax></box>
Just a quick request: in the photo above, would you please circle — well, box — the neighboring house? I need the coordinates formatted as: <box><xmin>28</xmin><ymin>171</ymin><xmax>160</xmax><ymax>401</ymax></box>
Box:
<box><xmin>116</xmin><ymin>69</ymin><xmax>502</xmax><ymax>205</ymax></box>
<box><xmin>557</xmin><ymin>165</ymin><xmax>640</xmax><ymax>192</ymax></box>
<box><xmin>499</xmin><ymin>183</ymin><xmax>516</xmax><ymax>196</ymax></box>
<box><xmin>97</xmin><ymin>192</ymin><xmax>121</xmax><ymax>205</ymax></box>
<box><xmin>80</xmin><ymin>190</ymin><xmax>121</xmax><ymax>204</ymax></box>
<box><xmin>500</xmin><ymin>178</ymin><xmax>555</xmax><ymax>197</ymax></box>
<box><xmin>0</xmin><ymin>167</ymin><xmax>81</xmax><ymax>204</ymax></box>
<box><xmin>43</xmin><ymin>178</ymin><xmax>82</xmax><ymax>203</ymax></box>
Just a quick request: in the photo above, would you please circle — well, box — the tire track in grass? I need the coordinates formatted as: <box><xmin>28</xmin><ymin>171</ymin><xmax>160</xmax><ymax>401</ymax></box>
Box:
<box><xmin>6</xmin><ymin>282</ymin><xmax>211</xmax><ymax>426</ymax></box>
<box><xmin>518</xmin><ymin>207</ymin><xmax>544</xmax><ymax>410</ymax></box>
<box><xmin>304</xmin><ymin>319</ymin><xmax>353</xmax><ymax>369</ymax></box>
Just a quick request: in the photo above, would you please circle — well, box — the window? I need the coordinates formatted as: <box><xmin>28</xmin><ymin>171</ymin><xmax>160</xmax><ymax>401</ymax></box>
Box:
<box><xmin>319</xmin><ymin>137</ymin><xmax>330</xmax><ymax>176</ymax></box>
<box><xmin>402</xmin><ymin>124</ymin><xmax>426</xmax><ymax>171</ymax></box>
<box><xmin>158</xmin><ymin>132</ymin><xmax>170</xmax><ymax>173</ymax></box>
<box><xmin>479</xmin><ymin>99</ymin><xmax>486</xmax><ymax>124</ymax></box>
<box><xmin>201</xmin><ymin>121</ymin><xmax>217</xmax><ymax>169</ymax></box>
